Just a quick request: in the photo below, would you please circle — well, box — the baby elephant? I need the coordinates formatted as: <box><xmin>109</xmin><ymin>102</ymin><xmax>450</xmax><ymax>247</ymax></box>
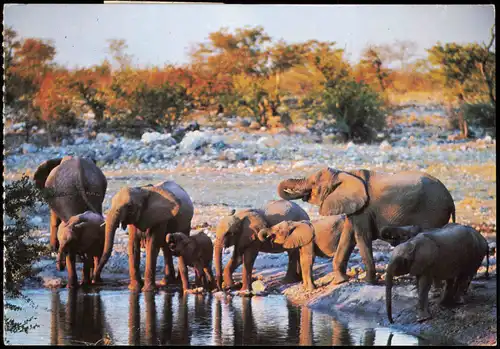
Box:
<box><xmin>166</xmin><ymin>232</ymin><xmax>216</xmax><ymax>292</ymax></box>
<box><xmin>385</xmin><ymin>223</ymin><xmax>490</xmax><ymax>323</ymax></box>
<box><xmin>56</xmin><ymin>211</ymin><xmax>105</xmax><ymax>288</ymax></box>
<box><xmin>258</xmin><ymin>215</ymin><xmax>346</xmax><ymax>291</ymax></box>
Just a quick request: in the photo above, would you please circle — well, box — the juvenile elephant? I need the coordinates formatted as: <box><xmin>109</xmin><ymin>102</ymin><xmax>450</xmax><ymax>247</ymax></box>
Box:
<box><xmin>56</xmin><ymin>211</ymin><xmax>106</xmax><ymax>288</ymax></box>
<box><xmin>385</xmin><ymin>223</ymin><xmax>490</xmax><ymax>323</ymax></box>
<box><xmin>33</xmin><ymin>156</ymin><xmax>107</xmax><ymax>252</ymax></box>
<box><xmin>214</xmin><ymin>199</ymin><xmax>310</xmax><ymax>293</ymax></box>
<box><xmin>278</xmin><ymin>167</ymin><xmax>456</xmax><ymax>285</ymax></box>
<box><xmin>93</xmin><ymin>180</ymin><xmax>194</xmax><ymax>292</ymax></box>
<box><xmin>258</xmin><ymin>215</ymin><xmax>346</xmax><ymax>290</ymax></box>
<box><xmin>166</xmin><ymin>232</ymin><xmax>215</xmax><ymax>292</ymax></box>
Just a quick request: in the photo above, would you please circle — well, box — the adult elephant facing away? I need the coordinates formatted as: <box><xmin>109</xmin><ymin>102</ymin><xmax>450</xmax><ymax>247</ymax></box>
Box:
<box><xmin>214</xmin><ymin>199</ymin><xmax>310</xmax><ymax>293</ymax></box>
<box><xmin>278</xmin><ymin>167</ymin><xmax>456</xmax><ymax>285</ymax></box>
<box><xmin>93</xmin><ymin>180</ymin><xmax>194</xmax><ymax>292</ymax></box>
<box><xmin>33</xmin><ymin>156</ymin><xmax>107</xmax><ymax>254</ymax></box>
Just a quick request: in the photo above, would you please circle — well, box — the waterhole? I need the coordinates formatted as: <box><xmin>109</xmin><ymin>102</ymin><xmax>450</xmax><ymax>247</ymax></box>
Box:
<box><xmin>6</xmin><ymin>289</ymin><xmax>438</xmax><ymax>346</ymax></box>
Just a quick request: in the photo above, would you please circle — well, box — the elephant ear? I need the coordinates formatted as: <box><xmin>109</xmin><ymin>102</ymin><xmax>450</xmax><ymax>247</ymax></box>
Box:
<box><xmin>409</xmin><ymin>235</ymin><xmax>438</xmax><ymax>276</ymax></box>
<box><xmin>33</xmin><ymin>158</ymin><xmax>63</xmax><ymax>189</ymax></box>
<box><xmin>283</xmin><ymin>222</ymin><xmax>314</xmax><ymax>249</ymax></box>
<box><xmin>319</xmin><ymin>171</ymin><xmax>368</xmax><ymax>216</ymax></box>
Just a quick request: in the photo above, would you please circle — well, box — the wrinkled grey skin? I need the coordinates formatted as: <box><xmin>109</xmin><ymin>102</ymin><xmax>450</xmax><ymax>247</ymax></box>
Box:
<box><xmin>278</xmin><ymin>167</ymin><xmax>456</xmax><ymax>285</ymax></box>
<box><xmin>56</xmin><ymin>211</ymin><xmax>105</xmax><ymax>288</ymax></box>
<box><xmin>258</xmin><ymin>215</ymin><xmax>346</xmax><ymax>290</ymax></box>
<box><xmin>94</xmin><ymin>180</ymin><xmax>194</xmax><ymax>293</ymax></box>
<box><xmin>33</xmin><ymin>156</ymin><xmax>107</xmax><ymax>253</ymax></box>
<box><xmin>214</xmin><ymin>200</ymin><xmax>310</xmax><ymax>292</ymax></box>
<box><xmin>385</xmin><ymin>223</ymin><xmax>489</xmax><ymax>323</ymax></box>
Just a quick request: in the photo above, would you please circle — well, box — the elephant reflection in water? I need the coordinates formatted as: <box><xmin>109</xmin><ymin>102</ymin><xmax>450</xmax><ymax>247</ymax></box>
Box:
<box><xmin>50</xmin><ymin>290</ymin><xmax>112</xmax><ymax>345</ymax></box>
<box><xmin>128</xmin><ymin>292</ymin><xmax>214</xmax><ymax>345</ymax></box>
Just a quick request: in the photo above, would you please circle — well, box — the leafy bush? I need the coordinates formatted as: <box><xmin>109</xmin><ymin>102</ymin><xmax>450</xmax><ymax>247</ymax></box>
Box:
<box><xmin>130</xmin><ymin>82</ymin><xmax>194</xmax><ymax>133</ymax></box>
<box><xmin>462</xmin><ymin>102</ymin><xmax>496</xmax><ymax>130</ymax></box>
<box><xmin>319</xmin><ymin>78</ymin><xmax>387</xmax><ymax>143</ymax></box>
<box><xmin>4</xmin><ymin>175</ymin><xmax>50</xmax><ymax>339</ymax></box>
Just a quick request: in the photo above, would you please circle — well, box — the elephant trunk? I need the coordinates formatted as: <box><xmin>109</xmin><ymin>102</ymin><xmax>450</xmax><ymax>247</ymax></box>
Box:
<box><xmin>278</xmin><ymin>178</ymin><xmax>310</xmax><ymax>200</ymax></box>
<box><xmin>386</xmin><ymin>260</ymin><xmax>397</xmax><ymax>324</ymax></box>
<box><xmin>94</xmin><ymin>207</ymin><xmax>122</xmax><ymax>279</ymax></box>
<box><xmin>257</xmin><ymin>229</ymin><xmax>271</xmax><ymax>242</ymax></box>
<box><xmin>56</xmin><ymin>242</ymin><xmax>68</xmax><ymax>271</ymax></box>
<box><xmin>214</xmin><ymin>238</ymin><xmax>224</xmax><ymax>291</ymax></box>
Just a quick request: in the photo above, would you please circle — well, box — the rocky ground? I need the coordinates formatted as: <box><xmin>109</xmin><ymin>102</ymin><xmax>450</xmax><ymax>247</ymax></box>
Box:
<box><xmin>4</xmin><ymin>104</ymin><xmax>497</xmax><ymax>346</ymax></box>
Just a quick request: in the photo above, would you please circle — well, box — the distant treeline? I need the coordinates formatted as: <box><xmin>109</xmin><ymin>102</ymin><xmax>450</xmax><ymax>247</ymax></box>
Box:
<box><xmin>4</xmin><ymin>25</ymin><xmax>495</xmax><ymax>142</ymax></box>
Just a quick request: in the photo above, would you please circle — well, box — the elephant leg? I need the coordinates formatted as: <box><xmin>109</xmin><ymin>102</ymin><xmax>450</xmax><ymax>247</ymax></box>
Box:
<box><xmin>430</xmin><ymin>278</ymin><xmax>444</xmax><ymax>298</ymax></box>
<box><xmin>283</xmin><ymin>250</ymin><xmax>302</xmax><ymax>283</ymax></box>
<box><xmin>223</xmin><ymin>252</ymin><xmax>243</xmax><ymax>290</ymax></box>
<box><xmin>66</xmin><ymin>253</ymin><xmax>78</xmax><ymax>289</ymax></box>
<box><xmin>160</xmin><ymin>243</ymin><xmax>179</xmax><ymax>286</ymax></box>
<box><xmin>128</xmin><ymin>225</ymin><xmax>143</xmax><ymax>292</ymax></box>
<box><xmin>92</xmin><ymin>256</ymin><xmax>103</xmax><ymax>283</ymax></box>
<box><xmin>241</xmin><ymin>249</ymin><xmax>258</xmax><ymax>292</ymax></box>
<box><xmin>50</xmin><ymin>210</ymin><xmax>61</xmax><ymax>252</ymax></box>
<box><xmin>452</xmin><ymin>275</ymin><xmax>469</xmax><ymax>305</ymax></box>
<box><xmin>179</xmin><ymin>256</ymin><xmax>190</xmax><ymax>292</ymax></box>
<box><xmin>416</xmin><ymin>274</ymin><xmax>433</xmax><ymax>322</ymax></box>
<box><xmin>354</xmin><ymin>229</ymin><xmax>376</xmax><ymax>285</ymax></box>
<box><xmin>142</xmin><ymin>227</ymin><xmax>161</xmax><ymax>292</ymax></box>
<box><xmin>332</xmin><ymin>218</ymin><xmax>356</xmax><ymax>285</ymax></box>
<box><xmin>204</xmin><ymin>266</ymin><xmax>216</xmax><ymax>291</ymax></box>
<box><xmin>440</xmin><ymin>278</ymin><xmax>457</xmax><ymax>306</ymax></box>
<box><xmin>81</xmin><ymin>256</ymin><xmax>91</xmax><ymax>286</ymax></box>
<box><xmin>299</xmin><ymin>248</ymin><xmax>316</xmax><ymax>291</ymax></box>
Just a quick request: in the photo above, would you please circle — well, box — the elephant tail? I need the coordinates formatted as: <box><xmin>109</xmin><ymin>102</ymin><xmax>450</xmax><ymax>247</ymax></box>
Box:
<box><xmin>485</xmin><ymin>243</ymin><xmax>490</xmax><ymax>279</ymax></box>
<box><xmin>76</xmin><ymin>157</ymin><xmax>100</xmax><ymax>214</ymax></box>
<box><xmin>451</xmin><ymin>207</ymin><xmax>456</xmax><ymax>223</ymax></box>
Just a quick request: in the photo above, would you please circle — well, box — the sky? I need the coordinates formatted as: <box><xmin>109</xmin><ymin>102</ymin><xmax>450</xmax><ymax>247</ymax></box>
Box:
<box><xmin>3</xmin><ymin>4</ymin><xmax>496</xmax><ymax>69</ymax></box>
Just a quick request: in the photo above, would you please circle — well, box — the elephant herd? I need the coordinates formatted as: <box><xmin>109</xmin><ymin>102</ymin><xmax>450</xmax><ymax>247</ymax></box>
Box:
<box><xmin>33</xmin><ymin>155</ymin><xmax>490</xmax><ymax>323</ymax></box>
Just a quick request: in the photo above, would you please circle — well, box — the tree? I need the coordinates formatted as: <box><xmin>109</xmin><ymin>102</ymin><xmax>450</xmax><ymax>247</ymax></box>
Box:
<box><xmin>358</xmin><ymin>44</ymin><xmax>393</xmax><ymax>93</ymax></box>
<box><xmin>69</xmin><ymin>61</ymin><xmax>113</xmax><ymax>122</ymax></box>
<box><xmin>107</xmin><ymin>39</ymin><xmax>133</xmax><ymax>71</ymax></box>
<box><xmin>4</xmin><ymin>175</ymin><xmax>49</xmax><ymax>341</ymax></box>
<box><xmin>4</xmin><ymin>29</ymin><xmax>57</xmax><ymax>140</ymax></box>
<box><xmin>477</xmin><ymin>24</ymin><xmax>496</xmax><ymax>105</ymax></box>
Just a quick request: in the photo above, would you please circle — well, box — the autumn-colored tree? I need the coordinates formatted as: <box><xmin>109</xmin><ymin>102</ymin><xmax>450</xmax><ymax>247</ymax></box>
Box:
<box><xmin>34</xmin><ymin>69</ymin><xmax>78</xmax><ymax>141</ymax></box>
<box><xmin>4</xmin><ymin>27</ymin><xmax>57</xmax><ymax>140</ymax></box>
<box><xmin>357</xmin><ymin>44</ymin><xmax>393</xmax><ymax>93</ymax></box>
<box><xmin>69</xmin><ymin>61</ymin><xmax>113</xmax><ymax>123</ymax></box>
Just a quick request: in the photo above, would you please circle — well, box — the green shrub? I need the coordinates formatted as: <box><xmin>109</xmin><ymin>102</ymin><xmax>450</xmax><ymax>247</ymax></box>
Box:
<box><xmin>462</xmin><ymin>102</ymin><xmax>496</xmax><ymax>130</ymax></box>
<box><xmin>4</xmin><ymin>175</ymin><xmax>50</xmax><ymax>340</ymax></box>
<box><xmin>319</xmin><ymin>78</ymin><xmax>387</xmax><ymax>143</ymax></box>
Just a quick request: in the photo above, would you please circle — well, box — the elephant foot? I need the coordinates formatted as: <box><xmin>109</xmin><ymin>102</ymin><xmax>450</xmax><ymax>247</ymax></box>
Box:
<box><xmin>128</xmin><ymin>281</ymin><xmax>143</xmax><ymax>292</ymax></box>
<box><xmin>416</xmin><ymin>311</ymin><xmax>432</xmax><ymax>322</ymax></box>
<box><xmin>282</xmin><ymin>273</ymin><xmax>302</xmax><ymax>284</ymax></box>
<box><xmin>141</xmin><ymin>283</ymin><xmax>157</xmax><ymax>293</ymax></box>
<box><xmin>80</xmin><ymin>279</ymin><xmax>92</xmax><ymax>287</ymax></box>
<box><xmin>430</xmin><ymin>289</ymin><xmax>442</xmax><ymax>298</ymax></box>
<box><xmin>332</xmin><ymin>271</ymin><xmax>350</xmax><ymax>285</ymax></box>
<box><xmin>66</xmin><ymin>282</ymin><xmax>79</xmax><ymax>289</ymax></box>
<box><xmin>160</xmin><ymin>275</ymin><xmax>181</xmax><ymax>287</ymax></box>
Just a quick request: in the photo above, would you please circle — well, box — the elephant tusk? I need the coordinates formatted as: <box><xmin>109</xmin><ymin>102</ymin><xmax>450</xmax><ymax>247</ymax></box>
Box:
<box><xmin>283</xmin><ymin>188</ymin><xmax>297</xmax><ymax>194</ymax></box>
<box><xmin>100</xmin><ymin>222</ymin><xmax>106</xmax><ymax>227</ymax></box>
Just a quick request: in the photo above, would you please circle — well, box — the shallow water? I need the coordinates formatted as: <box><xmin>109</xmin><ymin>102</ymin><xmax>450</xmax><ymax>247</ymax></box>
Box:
<box><xmin>4</xmin><ymin>288</ymin><xmax>442</xmax><ymax>346</ymax></box>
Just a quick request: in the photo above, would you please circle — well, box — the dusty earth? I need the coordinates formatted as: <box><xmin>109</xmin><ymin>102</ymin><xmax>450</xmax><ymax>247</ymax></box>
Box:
<box><xmin>4</xmin><ymin>106</ymin><xmax>497</xmax><ymax>346</ymax></box>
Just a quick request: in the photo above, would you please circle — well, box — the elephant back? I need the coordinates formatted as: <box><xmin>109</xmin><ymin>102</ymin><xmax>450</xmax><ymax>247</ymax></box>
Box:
<box><xmin>263</xmin><ymin>199</ymin><xmax>310</xmax><ymax>226</ymax></box>
<box><xmin>154</xmin><ymin>180</ymin><xmax>194</xmax><ymax>232</ymax></box>
<box><xmin>45</xmin><ymin>157</ymin><xmax>107</xmax><ymax>221</ymax></box>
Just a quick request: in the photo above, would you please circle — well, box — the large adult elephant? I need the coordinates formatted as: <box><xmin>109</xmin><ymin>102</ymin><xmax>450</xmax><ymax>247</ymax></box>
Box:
<box><xmin>214</xmin><ymin>199</ymin><xmax>310</xmax><ymax>293</ymax></box>
<box><xmin>93</xmin><ymin>180</ymin><xmax>194</xmax><ymax>292</ymax></box>
<box><xmin>33</xmin><ymin>156</ymin><xmax>107</xmax><ymax>257</ymax></box>
<box><xmin>277</xmin><ymin>167</ymin><xmax>456</xmax><ymax>285</ymax></box>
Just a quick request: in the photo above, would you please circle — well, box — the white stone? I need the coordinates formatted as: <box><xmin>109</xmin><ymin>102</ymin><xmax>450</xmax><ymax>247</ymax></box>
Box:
<box><xmin>96</xmin><ymin>133</ymin><xmax>115</xmax><ymax>142</ymax></box>
<box><xmin>179</xmin><ymin>131</ymin><xmax>212</xmax><ymax>152</ymax></box>
<box><xmin>141</xmin><ymin>132</ymin><xmax>177</xmax><ymax>146</ymax></box>
<box><xmin>22</xmin><ymin>143</ymin><xmax>38</xmax><ymax>154</ymax></box>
